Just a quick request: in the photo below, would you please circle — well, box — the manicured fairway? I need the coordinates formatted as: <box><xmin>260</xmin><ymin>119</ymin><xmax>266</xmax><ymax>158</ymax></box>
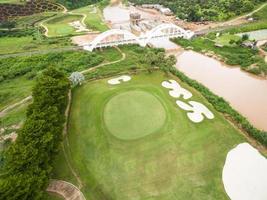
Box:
<box><xmin>62</xmin><ymin>71</ymin><xmax>245</xmax><ymax>200</ymax></box>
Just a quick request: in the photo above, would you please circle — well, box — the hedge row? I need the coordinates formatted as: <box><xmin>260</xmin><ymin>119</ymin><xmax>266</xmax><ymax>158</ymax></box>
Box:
<box><xmin>168</xmin><ymin>67</ymin><xmax>267</xmax><ymax>147</ymax></box>
<box><xmin>0</xmin><ymin>68</ymin><xmax>70</xmax><ymax>200</ymax></box>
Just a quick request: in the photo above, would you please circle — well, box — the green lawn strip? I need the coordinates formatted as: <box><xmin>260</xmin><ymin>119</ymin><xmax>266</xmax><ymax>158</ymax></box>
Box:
<box><xmin>71</xmin><ymin>5</ymin><xmax>108</xmax><ymax>32</ymax></box>
<box><xmin>172</xmin><ymin>37</ymin><xmax>267</xmax><ymax>75</ymax></box>
<box><xmin>44</xmin><ymin>13</ymin><xmax>85</xmax><ymax>37</ymax></box>
<box><xmin>60</xmin><ymin>70</ymin><xmax>244</xmax><ymax>199</ymax></box>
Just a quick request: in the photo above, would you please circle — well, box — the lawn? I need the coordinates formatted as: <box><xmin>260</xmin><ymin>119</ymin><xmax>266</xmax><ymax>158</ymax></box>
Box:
<box><xmin>71</xmin><ymin>5</ymin><xmax>108</xmax><ymax>32</ymax></box>
<box><xmin>55</xmin><ymin>71</ymin><xmax>245</xmax><ymax>199</ymax></box>
<box><xmin>44</xmin><ymin>13</ymin><xmax>85</xmax><ymax>37</ymax></box>
<box><xmin>214</xmin><ymin>34</ymin><xmax>240</xmax><ymax>46</ymax></box>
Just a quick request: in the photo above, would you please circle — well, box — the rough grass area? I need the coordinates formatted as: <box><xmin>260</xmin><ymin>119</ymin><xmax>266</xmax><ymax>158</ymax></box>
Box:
<box><xmin>44</xmin><ymin>14</ymin><xmax>85</xmax><ymax>37</ymax></box>
<box><xmin>0</xmin><ymin>36</ymin><xmax>72</xmax><ymax>55</ymax></box>
<box><xmin>55</xmin><ymin>71</ymin><xmax>245</xmax><ymax>200</ymax></box>
<box><xmin>0</xmin><ymin>47</ymin><xmax>121</xmax><ymax>110</ymax></box>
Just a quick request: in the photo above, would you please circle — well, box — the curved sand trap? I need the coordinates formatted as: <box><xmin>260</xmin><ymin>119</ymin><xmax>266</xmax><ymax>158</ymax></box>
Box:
<box><xmin>223</xmin><ymin>143</ymin><xmax>267</xmax><ymax>200</ymax></box>
<box><xmin>162</xmin><ymin>80</ymin><xmax>192</xmax><ymax>99</ymax></box>
<box><xmin>108</xmin><ymin>75</ymin><xmax>131</xmax><ymax>85</ymax></box>
<box><xmin>176</xmin><ymin>100</ymin><xmax>214</xmax><ymax>123</ymax></box>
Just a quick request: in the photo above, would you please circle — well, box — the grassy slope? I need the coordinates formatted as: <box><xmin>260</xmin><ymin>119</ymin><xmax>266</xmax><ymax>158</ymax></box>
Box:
<box><xmin>56</xmin><ymin>71</ymin><xmax>245</xmax><ymax>200</ymax></box>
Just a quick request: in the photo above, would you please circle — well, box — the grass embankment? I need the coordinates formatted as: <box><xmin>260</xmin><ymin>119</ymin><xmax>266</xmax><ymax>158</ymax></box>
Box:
<box><xmin>60</xmin><ymin>70</ymin><xmax>244</xmax><ymax>199</ymax></box>
<box><xmin>172</xmin><ymin>37</ymin><xmax>267</xmax><ymax>76</ymax></box>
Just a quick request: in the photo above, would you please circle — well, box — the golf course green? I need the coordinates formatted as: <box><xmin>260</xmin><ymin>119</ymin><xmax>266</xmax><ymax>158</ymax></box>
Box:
<box><xmin>104</xmin><ymin>90</ymin><xmax>167</xmax><ymax>140</ymax></box>
<box><xmin>60</xmin><ymin>71</ymin><xmax>245</xmax><ymax>200</ymax></box>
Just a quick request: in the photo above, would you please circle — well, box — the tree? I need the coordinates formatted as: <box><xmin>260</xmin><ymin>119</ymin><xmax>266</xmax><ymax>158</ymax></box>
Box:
<box><xmin>242</xmin><ymin>34</ymin><xmax>249</xmax><ymax>41</ymax></box>
<box><xmin>69</xmin><ymin>72</ymin><xmax>85</xmax><ymax>86</ymax></box>
<box><xmin>0</xmin><ymin>67</ymin><xmax>70</xmax><ymax>200</ymax></box>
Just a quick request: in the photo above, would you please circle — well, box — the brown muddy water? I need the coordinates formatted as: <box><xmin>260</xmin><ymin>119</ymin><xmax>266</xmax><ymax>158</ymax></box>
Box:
<box><xmin>175</xmin><ymin>51</ymin><xmax>267</xmax><ymax>131</ymax></box>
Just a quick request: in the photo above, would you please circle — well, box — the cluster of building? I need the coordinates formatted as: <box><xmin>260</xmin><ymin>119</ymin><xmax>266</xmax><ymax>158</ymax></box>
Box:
<box><xmin>129</xmin><ymin>12</ymin><xmax>161</xmax><ymax>35</ymax></box>
<box><xmin>140</xmin><ymin>4</ymin><xmax>173</xmax><ymax>16</ymax></box>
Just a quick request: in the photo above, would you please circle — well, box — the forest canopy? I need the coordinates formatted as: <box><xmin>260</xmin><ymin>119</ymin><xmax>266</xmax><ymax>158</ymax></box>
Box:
<box><xmin>130</xmin><ymin>0</ymin><xmax>266</xmax><ymax>21</ymax></box>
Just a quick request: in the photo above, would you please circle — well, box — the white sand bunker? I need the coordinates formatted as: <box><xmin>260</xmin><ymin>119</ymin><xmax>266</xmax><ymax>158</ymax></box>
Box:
<box><xmin>223</xmin><ymin>143</ymin><xmax>267</xmax><ymax>200</ymax></box>
<box><xmin>69</xmin><ymin>21</ymin><xmax>89</xmax><ymax>32</ymax></box>
<box><xmin>108</xmin><ymin>75</ymin><xmax>131</xmax><ymax>85</ymax></box>
<box><xmin>176</xmin><ymin>100</ymin><xmax>214</xmax><ymax>123</ymax></box>
<box><xmin>162</xmin><ymin>80</ymin><xmax>192</xmax><ymax>99</ymax></box>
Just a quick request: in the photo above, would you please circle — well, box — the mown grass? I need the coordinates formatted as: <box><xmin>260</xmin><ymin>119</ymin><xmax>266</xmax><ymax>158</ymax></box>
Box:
<box><xmin>71</xmin><ymin>5</ymin><xmax>108</xmax><ymax>32</ymax></box>
<box><xmin>58</xmin><ymin>71</ymin><xmax>245</xmax><ymax>200</ymax></box>
<box><xmin>44</xmin><ymin>14</ymin><xmax>85</xmax><ymax>37</ymax></box>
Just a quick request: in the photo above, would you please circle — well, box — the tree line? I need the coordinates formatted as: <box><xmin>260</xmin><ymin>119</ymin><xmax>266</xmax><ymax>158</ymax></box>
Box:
<box><xmin>131</xmin><ymin>0</ymin><xmax>266</xmax><ymax>21</ymax></box>
<box><xmin>0</xmin><ymin>67</ymin><xmax>70</xmax><ymax>199</ymax></box>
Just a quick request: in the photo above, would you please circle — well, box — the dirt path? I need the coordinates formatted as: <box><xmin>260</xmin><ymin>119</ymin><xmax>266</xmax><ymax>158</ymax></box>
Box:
<box><xmin>47</xmin><ymin>179</ymin><xmax>86</xmax><ymax>200</ymax></box>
